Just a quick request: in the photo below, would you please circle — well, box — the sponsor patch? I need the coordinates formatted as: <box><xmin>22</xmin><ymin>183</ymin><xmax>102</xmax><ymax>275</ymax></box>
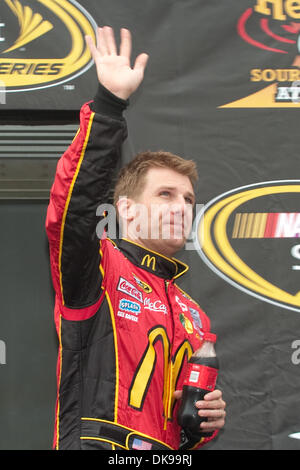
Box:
<box><xmin>189</xmin><ymin>307</ymin><xmax>204</xmax><ymax>336</ymax></box>
<box><xmin>179</xmin><ymin>313</ymin><xmax>194</xmax><ymax>334</ymax></box>
<box><xmin>117</xmin><ymin>311</ymin><xmax>139</xmax><ymax>323</ymax></box>
<box><xmin>144</xmin><ymin>297</ymin><xmax>168</xmax><ymax>315</ymax></box>
<box><xmin>133</xmin><ymin>274</ymin><xmax>152</xmax><ymax>293</ymax></box>
<box><xmin>175</xmin><ymin>295</ymin><xmax>188</xmax><ymax>312</ymax></box>
<box><xmin>119</xmin><ymin>298</ymin><xmax>141</xmax><ymax>314</ymax></box>
<box><xmin>117</xmin><ymin>277</ymin><xmax>143</xmax><ymax>303</ymax></box>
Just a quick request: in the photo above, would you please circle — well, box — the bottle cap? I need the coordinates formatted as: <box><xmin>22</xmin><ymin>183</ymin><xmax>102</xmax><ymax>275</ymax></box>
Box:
<box><xmin>203</xmin><ymin>332</ymin><xmax>217</xmax><ymax>343</ymax></box>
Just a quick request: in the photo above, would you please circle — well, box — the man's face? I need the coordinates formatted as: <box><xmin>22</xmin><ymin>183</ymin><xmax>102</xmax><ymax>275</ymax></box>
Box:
<box><xmin>127</xmin><ymin>167</ymin><xmax>195</xmax><ymax>257</ymax></box>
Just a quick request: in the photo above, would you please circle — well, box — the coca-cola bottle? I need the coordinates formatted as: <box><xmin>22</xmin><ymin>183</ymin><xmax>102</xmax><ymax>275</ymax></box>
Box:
<box><xmin>177</xmin><ymin>332</ymin><xmax>219</xmax><ymax>447</ymax></box>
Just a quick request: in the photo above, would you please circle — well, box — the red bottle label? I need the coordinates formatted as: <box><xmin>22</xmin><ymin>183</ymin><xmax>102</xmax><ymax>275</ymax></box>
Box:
<box><xmin>183</xmin><ymin>363</ymin><xmax>218</xmax><ymax>391</ymax></box>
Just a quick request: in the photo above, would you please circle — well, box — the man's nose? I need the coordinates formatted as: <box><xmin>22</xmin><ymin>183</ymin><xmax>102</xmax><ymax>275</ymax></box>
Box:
<box><xmin>172</xmin><ymin>195</ymin><xmax>188</xmax><ymax>213</ymax></box>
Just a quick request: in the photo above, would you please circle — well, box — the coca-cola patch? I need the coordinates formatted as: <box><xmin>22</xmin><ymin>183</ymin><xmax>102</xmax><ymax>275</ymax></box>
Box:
<box><xmin>117</xmin><ymin>277</ymin><xmax>143</xmax><ymax>303</ymax></box>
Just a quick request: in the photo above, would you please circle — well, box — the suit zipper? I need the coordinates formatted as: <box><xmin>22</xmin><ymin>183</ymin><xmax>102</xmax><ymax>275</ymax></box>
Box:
<box><xmin>163</xmin><ymin>280</ymin><xmax>174</xmax><ymax>430</ymax></box>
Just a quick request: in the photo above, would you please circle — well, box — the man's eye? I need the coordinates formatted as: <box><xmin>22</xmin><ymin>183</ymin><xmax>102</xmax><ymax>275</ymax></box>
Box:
<box><xmin>185</xmin><ymin>197</ymin><xmax>193</xmax><ymax>204</ymax></box>
<box><xmin>159</xmin><ymin>191</ymin><xmax>170</xmax><ymax>197</ymax></box>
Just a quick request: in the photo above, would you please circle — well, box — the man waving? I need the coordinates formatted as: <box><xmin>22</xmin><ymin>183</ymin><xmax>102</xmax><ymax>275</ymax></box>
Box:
<box><xmin>46</xmin><ymin>26</ymin><xmax>225</xmax><ymax>450</ymax></box>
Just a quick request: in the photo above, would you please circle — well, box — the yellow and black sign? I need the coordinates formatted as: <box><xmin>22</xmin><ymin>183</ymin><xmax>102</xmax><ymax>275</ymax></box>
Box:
<box><xmin>1</xmin><ymin>0</ymin><xmax>96</xmax><ymax>92</ymax></box>
<box><xmin>221</xmin><ymin>0</ymin><xmax>300</xmax><ymax>108</ymax></box>
<box><xmin>195</xmin><ymin>180</ymin><xmax>300</xmax><ymax>312</ymax></box>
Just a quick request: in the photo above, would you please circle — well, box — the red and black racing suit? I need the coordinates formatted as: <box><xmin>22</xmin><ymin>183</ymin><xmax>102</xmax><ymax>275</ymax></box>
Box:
<box><xmin>46</xmin><ymin>84</ymin><xmax>219</xmax><ymax>450</ymax></box>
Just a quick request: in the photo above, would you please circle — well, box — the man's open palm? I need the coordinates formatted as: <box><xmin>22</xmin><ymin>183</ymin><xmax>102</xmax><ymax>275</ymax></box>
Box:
<box><xmin>85</xmin><ymin>26</ymin><xmax>149</xmax><ymax>100</ymax></box>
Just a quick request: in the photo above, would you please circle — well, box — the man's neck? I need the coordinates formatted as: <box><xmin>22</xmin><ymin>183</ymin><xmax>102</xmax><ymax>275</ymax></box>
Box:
<box><xmin>122</xmin><ymin>231</ymin><xmax>179</xmax><ymax>260</ymax></box>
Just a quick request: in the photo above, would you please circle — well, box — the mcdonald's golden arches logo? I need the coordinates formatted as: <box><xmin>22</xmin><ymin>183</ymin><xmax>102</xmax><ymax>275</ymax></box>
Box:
<box><xmin>141</xmin><ymin>254</ymin><xmax>156</xmax><ymax>271</ymax></box>
<box><xmin>194</xmin><ymin>180</ymin><xmax>300</xmax><ymax>313</ymax></box>
<box><xmin>1</xmin><ymin>0</ymin><xmax>96</xmax><ymax>92</ymax></box>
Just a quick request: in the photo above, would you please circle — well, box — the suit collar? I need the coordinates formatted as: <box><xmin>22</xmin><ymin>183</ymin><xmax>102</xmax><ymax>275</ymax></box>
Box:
<box><xmin>114</xmin><ymin>238</ymin><xmax>189</xmax><ymax>280</ymax></box>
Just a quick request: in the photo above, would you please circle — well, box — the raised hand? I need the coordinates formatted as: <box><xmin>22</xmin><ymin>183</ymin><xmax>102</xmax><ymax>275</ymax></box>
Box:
<box><xmin>85</xmin><ymin>26</ymin><xmax>149</xmax><ymax>100</ymax></box>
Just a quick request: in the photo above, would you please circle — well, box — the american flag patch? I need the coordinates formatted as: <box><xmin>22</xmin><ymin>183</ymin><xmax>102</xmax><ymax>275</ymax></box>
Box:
<box><xmin>132</xmin><ymin>438</ymin><xmax>153</xmax><ymax>450</ymax></box>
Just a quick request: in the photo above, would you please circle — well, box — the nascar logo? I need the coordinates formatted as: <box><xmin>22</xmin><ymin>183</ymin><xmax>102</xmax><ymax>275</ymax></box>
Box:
<box><xmin>194</xmin><ymin>180</ymin><xmax>300</xmax><ymax>312</ymax></box>
<box><xmin>232</xmin><ymin>212</ymin><xmax>300</xmax><ymax>238</ymax></box>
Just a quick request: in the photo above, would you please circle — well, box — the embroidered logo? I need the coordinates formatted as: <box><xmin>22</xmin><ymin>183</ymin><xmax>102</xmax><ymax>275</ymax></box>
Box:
<box><xmin>117</xmin><ymin>311</ymin><xmax>139</xmax><ymax>323</ymax></box>
<box><xmin>117</xmin><ymin>277</ymin><xmax>143</xmax><ymax>303</ymax></box>
<box><xmin>189</xmin><ymin>306</ymin><xmax>204</xmax><ymax>336</ymax></box>
<box><xmin>141</xmin><ymin>254</ymin><xmax>156</xmax><ymax>271</ymax></box>
<box><xmin>133</xmin><ymin>274</ymin><xmax>152</xmax><ymax>293</ymax></box>
<box><xmin>144</xmin><ymin>297</ymin><xmax>168</xmax><ymax>315</ymax></box>
<box><xmin>175</xmin><ymin>295</ymin><xmax>188</xmax><ymax>312</ymax></box>
<box><xmin>119</xmin><ymin>299</ymin><xmax>141</xmax><ymax>314</ymax></box>
<box><xmin>179</xmin><ymin>313</ymin><xmax>194</xmax><ymax>334</ymax></box>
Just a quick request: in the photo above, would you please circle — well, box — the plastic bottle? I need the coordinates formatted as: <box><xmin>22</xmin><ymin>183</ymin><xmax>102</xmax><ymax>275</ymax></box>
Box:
<box><xmin>177</xmin><ymin>332</ymin><xmax>219</xmax><ymax>443</ymax></box>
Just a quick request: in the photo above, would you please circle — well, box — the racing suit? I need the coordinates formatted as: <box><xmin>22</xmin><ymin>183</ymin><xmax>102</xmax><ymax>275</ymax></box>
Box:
<box><xmin>46</xmin><ymin>84</ymin><xmax>218</xmax><ymax>450</ymax></box>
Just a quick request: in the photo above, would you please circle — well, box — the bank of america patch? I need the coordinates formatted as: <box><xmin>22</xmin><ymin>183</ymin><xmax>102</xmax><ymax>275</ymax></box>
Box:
<box><xmin>132</xmin><ymin>438</ymin><xmax>152</xmax><ymax>450</ymax></box>
<box><xmin>119</xmin><ymin>299</ymin><xmax>141</xmax><ymax>314</ymax></box>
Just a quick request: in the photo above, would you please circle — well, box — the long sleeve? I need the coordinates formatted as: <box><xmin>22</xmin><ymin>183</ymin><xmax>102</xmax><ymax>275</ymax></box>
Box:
<box><xmin>46</xmin><ymin>85</ymin><xmax>128</xmax><ymax>311</ymax></box>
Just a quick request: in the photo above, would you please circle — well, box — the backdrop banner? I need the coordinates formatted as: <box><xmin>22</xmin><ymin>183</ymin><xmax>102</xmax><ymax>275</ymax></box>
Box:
<box><xmin>1</xmin><ymin>0</ymin><xmax>300</xmax><ymax>450</ymax></box>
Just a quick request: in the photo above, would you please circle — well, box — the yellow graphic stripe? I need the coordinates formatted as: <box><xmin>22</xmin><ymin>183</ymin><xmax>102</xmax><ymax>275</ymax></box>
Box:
<box><xmin>252</xmin><ymin>213</ymin><xmax>267</xmax><ymax>238</ymax></box>
<box><xmin>244</xmin><ymin>213</ymin><xmax>254</xmax><ymax>238</ymax></box>
<box><xmin>232</xmin><ymin>213</ymin><xmax>268</xmax><ymax>238</ymax></box>
<box><xmin>232</xmin><ymin>213</ymin><xmax>241</xmax><ymax>238</ymax></box>
<box><xmin>58</xmin><ymin>112</ymin><xmax>95</xmax><ymax>305</ymax></box>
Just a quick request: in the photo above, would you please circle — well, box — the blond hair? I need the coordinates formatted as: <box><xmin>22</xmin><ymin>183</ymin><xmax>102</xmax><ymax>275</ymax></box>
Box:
<box><xmin>113</xmin><ymin>150</ymin><xmax>198</xmax><ymax>206</ymax></box>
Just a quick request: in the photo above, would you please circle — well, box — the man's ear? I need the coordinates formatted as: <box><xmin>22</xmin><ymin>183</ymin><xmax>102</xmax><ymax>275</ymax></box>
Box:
<box><xmin>116</xmin><ymin>196</ymin><xmax>135</xmax><ymax>222</ymax></box>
